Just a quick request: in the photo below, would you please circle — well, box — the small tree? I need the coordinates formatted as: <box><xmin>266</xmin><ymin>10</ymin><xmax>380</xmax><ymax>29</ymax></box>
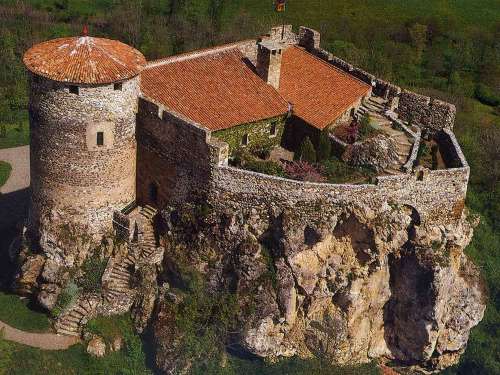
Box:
<box><xmin>0</xmin><ymin>124</ymin><xmax>6</xmax><ymax>138</ymax></box>
<box><xmin>358</xmin><ymin>113</ymin><xmax>374</xmax><ymax>139</ymax></box>
<box><xmin>296</xmin><ymin>137</ymin><xmax>317</xmax><ymax>163</ymax></box>
<box><xmin>316</xmin><ymin>132</ymin><xmax>332</xmax><ymax>161</ymax></box>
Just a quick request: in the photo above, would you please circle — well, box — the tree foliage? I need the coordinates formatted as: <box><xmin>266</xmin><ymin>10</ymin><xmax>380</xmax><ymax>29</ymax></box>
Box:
<box><xmin>296</xmin><ymin>137</ymin><xmax>317</xmax><ymax>163</ymax></box>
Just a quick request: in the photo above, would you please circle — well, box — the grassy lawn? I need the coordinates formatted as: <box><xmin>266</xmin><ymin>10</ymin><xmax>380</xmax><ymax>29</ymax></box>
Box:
<box><xmin>0</xmin><ymin>292</ymin><xmax>51</xmax><ymax>333</ymax></box>
<box><xmin>0</xmin><ymin>313</ymin><xmax>153</xmax><ymax>375</ymax></box>
<box><xmin>0</xmin><ymin>339</ymin><xmax>152</xmax><ymax>375</ymax></box>
<box><xmin>0</xmin><ymin>123</ymin><xmax>29</xmax><ymax>150</ymax></box>
<box><xmin>0</xmin><ymin>161</ymin><xmax>12</xmax><ymax>188</ymax></box>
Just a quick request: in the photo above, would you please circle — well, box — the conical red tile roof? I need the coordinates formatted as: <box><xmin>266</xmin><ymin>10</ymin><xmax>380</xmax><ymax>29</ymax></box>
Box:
<box><xmin>23</xmin><ymin>36</ymin><xmax>146</xmax><ymax>84</ymax></box>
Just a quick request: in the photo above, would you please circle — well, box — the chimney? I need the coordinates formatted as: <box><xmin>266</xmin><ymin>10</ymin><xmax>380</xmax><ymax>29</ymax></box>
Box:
<box><xmin>256</xmin><ymin>40</ymin><xmax>285</xmax><ymax>90</ymax></box>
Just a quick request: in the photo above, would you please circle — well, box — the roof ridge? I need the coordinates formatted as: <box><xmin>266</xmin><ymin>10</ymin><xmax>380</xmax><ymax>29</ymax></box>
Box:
<box><xmin>289</xmin><ymin>45</ymin><xmax>372</xmax><ymax>89</ymax></box>
<box><xmin>146</xmin><ymin>39</ymin><xmax>256</xmax><ymax>69</ymax></box>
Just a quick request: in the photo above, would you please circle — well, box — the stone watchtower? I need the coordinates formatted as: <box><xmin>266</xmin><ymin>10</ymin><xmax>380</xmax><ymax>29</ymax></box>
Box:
<box><xmin>23</xmin><ymin>32</ymin><xmax>146</xmax><ymax>247</ymax></box>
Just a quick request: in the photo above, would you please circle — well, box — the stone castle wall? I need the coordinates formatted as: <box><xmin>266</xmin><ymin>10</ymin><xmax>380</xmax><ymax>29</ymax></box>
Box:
<box><xmin>135</xmin><ymin>25</ymin><xmax>469</xmax><ymax>229</ymax></box>
<box><xmin>136</xmin><ymin>98</ymin><xmax>216</xmax><ymax>208</ymax></box>
<box><xmin>28</xmin><ymin>74</ymin><xmax>139</xmax><ymax>244</ymax></box>
<box><xmin>209</xmin><ymin>160</ymin><xmax>469</xmax><ymax>227</ymax></box>
<box><xmin>296</xmin><ymin>26</ymin><xmax>456</xmax><ymax>133</ymax></box>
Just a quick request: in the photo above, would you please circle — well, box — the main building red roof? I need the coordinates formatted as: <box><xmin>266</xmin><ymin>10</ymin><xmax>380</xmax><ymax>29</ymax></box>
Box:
<box><xmin>141</xmin><ymin>48</ymin><xmax>289</xmax><ymax>131</ymax></box>
<box><xmin>278</xmin><ymin>46</ymin><xmax>372</xmax><ymax>129</ymax></box>
<box><xmin>23</xmin><ymin>36</ymin><xmax>146</xmax><ymax>84</ymax></box>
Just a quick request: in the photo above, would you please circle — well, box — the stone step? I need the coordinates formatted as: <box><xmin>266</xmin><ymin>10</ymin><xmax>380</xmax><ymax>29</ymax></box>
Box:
<box><xmin>108</xmin><ymin>284</ymin><xmax>132</xmax><ymax>293</ymax></box>
<box><xmin>110</xmin><ymin>273</ymin><xmax>130</xmax><ymax>283</ymax></box>
<box><xmin>72</xmin><ymin>305</ymin><xmax>90</xmax><ymax>316</ymax></box>
<box><xmin>56</xmin><ymin>327</ymin><xmax>80</xmax><ymax>337</ymax></box>
<box><xmin>112</xmin><ymin>269</ymin><xmax>130</xmax><ymax>278</ymax></box>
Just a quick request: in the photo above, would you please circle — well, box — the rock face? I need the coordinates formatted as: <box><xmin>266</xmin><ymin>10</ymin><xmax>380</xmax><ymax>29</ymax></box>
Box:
<box><xmin>342</xmin><ymin>134</ymin><xmax>400</xmax><ymax>171</ymax></box>
<box><xmin>150</xmin><ymin>203</ymin><xmax>486</xmax><ymax>373</ymax></box>
<box><xmin>87</xmin><ymin>337</ymin><xmax>106</xmax><ymax>357</ymax></box>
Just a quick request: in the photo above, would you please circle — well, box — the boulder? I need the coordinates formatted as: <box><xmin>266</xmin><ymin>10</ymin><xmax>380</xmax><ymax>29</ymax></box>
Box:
<box><xmin>87</xmin><ymin>337</ymin><xmax>106</xmax><ymax>357</ymax></box>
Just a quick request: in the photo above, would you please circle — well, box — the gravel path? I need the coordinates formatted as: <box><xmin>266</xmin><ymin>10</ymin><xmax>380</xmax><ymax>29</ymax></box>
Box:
<box><xmin>0</xmin><ymin>320</ymin><xmax>80</xmax><ymax>350</ymax></box>
<box><xmin>0</xmin><ymin>145</ymin><xmax>30</xmax><ymax>194</ymax></box>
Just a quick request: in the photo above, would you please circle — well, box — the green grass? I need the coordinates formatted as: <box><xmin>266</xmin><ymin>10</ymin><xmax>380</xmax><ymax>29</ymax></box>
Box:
<box><xmin>194</xmin><ymin>356</ymin><xmax>380</xmax><ymax>375</ymax></box>
<box><xmin>321</xmin><ymin>157</ymin><xmax>376</xmax><ymax>184</ymax></box>
<box><xmin>0</xmin><ymin>161</ymin><xmax>12</xmax><ymax>188</ymax></box>
<box><xmin>0</xmin><ymin>313</ymin><xmax>153</xmax><ymax>375</ymax></box>
<box><xmin>0</xmin><ymin>292</ymin><xmax>51</xmax><ymax>333</ymax></box>
<box><xmin>0</xmin><ymin>339</ymin><xmax>152</xmax><ymax>375</ymax></box>
<box><xmin>0</xmin><ymin>123</ymin><xmax>29</xmax><ymax>149</ymax></box>
<box><xmin>86</xmin><ymin>314</ymin><xmax>134</xmax><ymax>346</ymax></box>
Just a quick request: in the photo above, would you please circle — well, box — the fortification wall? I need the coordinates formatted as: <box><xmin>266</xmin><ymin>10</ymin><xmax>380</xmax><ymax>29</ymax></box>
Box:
<box><xmin>28</xmin><ymin>74</ymin><xmax>139</xmax><ymax>243</ymax></box>
<box><xmin>136</xmin><ymin>98</ymin><xmax>216</xmax><ymax>208</ymax></box>
<box><xmin>297</xmin><ymin>26</ymin><xmax>456</xmax><ymax>133</ymax></box>
<box><xmin>209</xmin><ymin>163</ymin><xmax>468</xmax><ymax>226</ymax></box>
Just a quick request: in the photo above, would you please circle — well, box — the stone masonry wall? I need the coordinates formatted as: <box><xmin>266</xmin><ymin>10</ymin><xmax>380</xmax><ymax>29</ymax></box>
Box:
<box><xmin>213</xmin><ymin>115</ymin><xmax>287</xmax><ymax>154</ymax></box>
<box><xmin>28</xmin><ymin>73</ymin><xmax>139</xmax><ymax>245</ymax></box>
<box><xmin>136</xmin><ymin>98</ymin><xmax>214</xmax><ymax>208</ymax></box>
<box><xmin>297</xmin><ymin>26</ymin><xmax>456</xmax><ymax>133</ymax></box>
<box><xmin>209</xmin><ymin>164</ymin><xmax>469</xmax><ymax>227</ymax></box>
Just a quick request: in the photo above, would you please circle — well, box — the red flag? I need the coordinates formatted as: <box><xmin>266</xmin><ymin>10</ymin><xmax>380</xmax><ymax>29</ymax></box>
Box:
<box><xmin>275</xmin><ymin>0</ymin><xmax>286</xmax><ymax>12</ymax></box>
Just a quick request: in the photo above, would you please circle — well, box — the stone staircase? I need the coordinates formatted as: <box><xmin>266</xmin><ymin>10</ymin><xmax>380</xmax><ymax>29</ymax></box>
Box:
<box><xmin>383</xmin><ymin>131</ymin><xmax>413</xmax><ymax>175</ymax></box>
<box><xmin>54</xmin><ymin>205</ymin><xmax>159</xmax><ymax>337</ymax></box>
<box><xmin>54</xmin><ymin>294</ymin><xmax>100</xmax><ymax>337</ymax></box>
<box><xmin>357</xmin><ymin>96</ymin><xmax>414</xmax><ymax>176</ymax></box>
<box><xmin>103</xmin><ymin>205</ymin><xmax>158</xmax><ymax>306</ymax></box>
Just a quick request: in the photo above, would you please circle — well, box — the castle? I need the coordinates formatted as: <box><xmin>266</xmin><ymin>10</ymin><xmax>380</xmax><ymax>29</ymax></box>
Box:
<box><xmin>18</xmin><ymin>27</ymin><xmax>486</xmax><ymax>369</ymax></box>
<box><xmin>23</xmin><ymin>25</ymin><xmax>467</xmax><ymax>257</ymax></box>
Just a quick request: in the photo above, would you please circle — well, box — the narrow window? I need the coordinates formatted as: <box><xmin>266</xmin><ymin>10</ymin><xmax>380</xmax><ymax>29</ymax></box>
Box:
<box><xmin>69</xmin><ymin>85</ymin><xmax>79</xmax><ymax>95</ymax></box>
<box><xmin>114</xmin><ymin>82</ymin><xmax>122</xmax><ymax>91</ymax></box>
<box><xmin>242</xmin><ymin>134</ymin><xmax>249</xmax><ymax>146</ymax></box>
<box><xmin>271</xmin><ymin>50</ymin><xmax>277</xmax><ymax>55</ymax></box>
<box><xmin>96</xmin><ymin>131</ymin><xmax>104</xmax><ymax>146</ymax></box>
<box><xmin>270</xmin><ymin>122</ymin><xmax>278</xmax><ymax>137</ymax></box>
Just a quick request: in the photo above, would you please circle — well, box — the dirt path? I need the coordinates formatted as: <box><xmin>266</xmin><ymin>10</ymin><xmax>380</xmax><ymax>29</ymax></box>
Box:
<box><xmin>0</xmin><ymin>145</ymin><xmax>30</xmax><ymax>194</ymax></box>
<box><xmin>0</xmin><ymin>320</ymin><xmax>79</xmax><ymax>350</ymax></box>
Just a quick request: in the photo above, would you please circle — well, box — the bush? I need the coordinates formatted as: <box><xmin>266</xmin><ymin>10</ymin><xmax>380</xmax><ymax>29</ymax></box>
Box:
<box><xmin>358</xmin><ymin>114</ymin><xmax>378</xmax><ymax>140</ymax></box>
<box><xmin>316</xmin><ymin>132</ymin><xmax>332</xmax><ymax>161</ymax></box>
<box><xmin>52</xmin><ymin>281</ymin><xmax>79</xmax><ymax>318</ymax></box>
<box><xmin>295</xmin><ymin>137</ymin><xmax>317</xmax><ymax>163</ymax></box>
<box><xmin>474</xmin><ymin>84</ymin><xmax>500</xmax><ymax>107</ymax></box>
<box><xmin>284</xmin><ymin>161</ymin><xmax>326</xmax><ymax>183</ymax></box>
<box><xmin>77</xmin><ymin>252</ymin><xmax>108</xmax><ymax>294</ymax></box>
<box><xmin>245</xmin><ymin>159</ymin><xmax>285</xmax><ymax>177</ymax></box>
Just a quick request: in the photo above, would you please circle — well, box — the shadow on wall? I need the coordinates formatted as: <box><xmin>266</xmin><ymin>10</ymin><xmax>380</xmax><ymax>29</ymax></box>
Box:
<box><xmin>0</xmin><ymin>188</ymin><xmax>29</xmax><ymax>231</ymax></box>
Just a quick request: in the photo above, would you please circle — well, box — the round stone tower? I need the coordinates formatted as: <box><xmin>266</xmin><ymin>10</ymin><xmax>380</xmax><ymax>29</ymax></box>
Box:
<box><xmin>23</xmin><ymin>33</ymin><xmax>146</xmax><ymax>247</ymax></box>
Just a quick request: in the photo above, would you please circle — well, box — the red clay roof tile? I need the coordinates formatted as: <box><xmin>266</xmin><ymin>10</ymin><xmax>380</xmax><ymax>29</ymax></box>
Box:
<box><xmin>279</xmin><ymin>46</ymin><xmax>371</xmax><ymax>129</ymax></box>
<box><xmin>23</xmin><ymin>37</ymin><xmax>146</xmax><ymax>85</ymax></box>
<box><xmin>141</xmin><ymin>48</ymin><xmax>289</xmax><ymax>131</ymax></box>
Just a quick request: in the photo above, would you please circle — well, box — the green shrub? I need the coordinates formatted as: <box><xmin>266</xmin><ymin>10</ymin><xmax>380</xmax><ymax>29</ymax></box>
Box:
<box><xmin>245</xmin><ymin>159</ymin><xmax>285</xmax><ymax>177</ymax></box>
<box><xmin>52</xmin><ymin>281</ymin><xmax>79</xmax><ymax>318</ymax></box>
<box><xmin>295</xmin><ymin>137</ymin><xmax>317</xmax><ymax>163</ymax></box>
<box><xmin>316</xmin><ymin>132</ymin><xmax>332</xmax><ymax>161</ymax></box>
<box><xmin>474</xmin><ymin>84</ymin><xmax>500</xmax><ymax>107</ymax></box>
<box><xmin>358</xmin><ymin>114</ymin><xmax>378</xmax><ymax>140</ymax></box>
<box><xmin>77</xmin><ymin>251</ymin><xmax>108</xmax><ymax>294</ymax></box>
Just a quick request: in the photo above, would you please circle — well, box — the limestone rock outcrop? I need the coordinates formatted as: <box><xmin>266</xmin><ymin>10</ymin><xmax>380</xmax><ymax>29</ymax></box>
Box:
<box><xmin>342</xmin><ymin>134</ymin><xmax>400</xmax><ymax>171</ymax></box>
<box><xmin>150</xmin><ymin>203</ymin><xmax>486</xmax><ymax>374</ymax></box>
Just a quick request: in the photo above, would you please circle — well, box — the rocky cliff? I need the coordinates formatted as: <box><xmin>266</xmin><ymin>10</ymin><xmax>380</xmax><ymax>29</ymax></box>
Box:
<box><xmin>149</xmin><ymin>202</ymin><xmax>486</xmax><ymax>373</ymax></box>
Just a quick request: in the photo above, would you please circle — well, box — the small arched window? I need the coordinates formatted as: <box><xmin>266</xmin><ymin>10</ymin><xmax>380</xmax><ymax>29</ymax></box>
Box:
<box><xmin>114</xmin><ymin>83</ymin><xmax>122</xmax><ymax>91</ymax></box>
